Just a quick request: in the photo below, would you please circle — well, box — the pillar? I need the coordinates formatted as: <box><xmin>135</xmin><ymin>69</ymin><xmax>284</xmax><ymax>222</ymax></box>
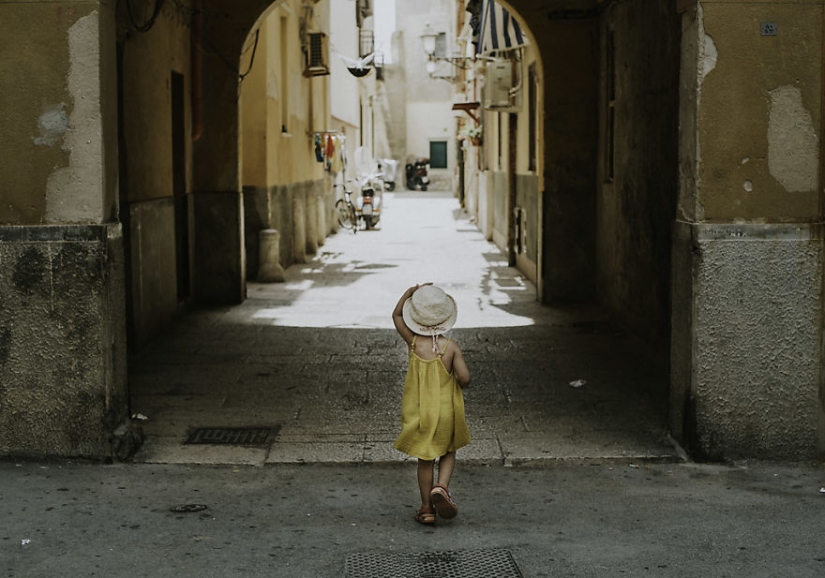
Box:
<box><xmin>0</xmin><ymin>2</ymin><xmax>130</xmax><ymax>459</ymax></box>
<box><xmin>671</xmin><ymin>1</ymin><xmax>825</xmax><ymax>459</ymax></box>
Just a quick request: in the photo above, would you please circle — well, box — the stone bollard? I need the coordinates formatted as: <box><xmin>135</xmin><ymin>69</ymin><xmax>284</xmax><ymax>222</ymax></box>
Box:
<box><xmin>258</xmin><ymin>229</ymin><xmax>285</xmax><ymax>282</ymax></box>
<box><xmin>305</xmin><ymin>194</ymin><xmax>318</xmax><ymax>255</ymax></box>
<box><xmin>317</xmin><ymin>195</ymin><xmax>326</xmax><ymax>247</ymax></box>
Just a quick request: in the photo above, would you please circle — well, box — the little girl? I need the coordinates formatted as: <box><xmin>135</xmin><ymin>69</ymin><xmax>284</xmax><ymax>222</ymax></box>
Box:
<box><xmin>392</xmin><ymin>283</ymin><xmax>471</xmax><ymax>525</ymax></box>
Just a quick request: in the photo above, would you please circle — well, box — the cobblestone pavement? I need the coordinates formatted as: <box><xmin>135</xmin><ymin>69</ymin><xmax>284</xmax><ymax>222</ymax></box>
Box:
<box><xmin>130</xmin><ymin>191</ymin><xmax>678</xmax><ymax>466</ymax></box>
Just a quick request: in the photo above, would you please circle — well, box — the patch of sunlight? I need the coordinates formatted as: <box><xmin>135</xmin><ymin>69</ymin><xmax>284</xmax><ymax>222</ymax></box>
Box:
<box><xmin>249</xmin><ymin>276</ymin><xmax>535</xmax><ymax>329</ymax></box>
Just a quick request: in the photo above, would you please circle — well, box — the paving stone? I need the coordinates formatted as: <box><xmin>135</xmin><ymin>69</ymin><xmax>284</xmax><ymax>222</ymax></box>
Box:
<box><xmin>130</xmin><ymin>191</ymin><xmax>678</xmax><ymax>465</ymax></box>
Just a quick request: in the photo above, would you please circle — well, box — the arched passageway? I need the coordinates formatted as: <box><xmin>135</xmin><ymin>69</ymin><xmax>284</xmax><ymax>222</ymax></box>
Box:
<box><xmin>122</xmin><ymin>0</ymin><xmax>680</xmax><ymax>464</ymax></box>
<box><xmin>130</xmin><ymin>189</ymin><xmax>675</xmax><ymax>464</ymax></box>
<box><xmin>7</xmin><ymin>0</ymin><xmax>819</xmax><ymax>462</ymax></box>
<box><xmin>117</xmin><ymin>3</ymin><xmax>678</xmax><ymax>461</ymax></box>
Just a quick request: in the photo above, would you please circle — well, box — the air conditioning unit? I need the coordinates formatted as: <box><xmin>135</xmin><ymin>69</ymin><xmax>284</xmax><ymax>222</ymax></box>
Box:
<box><xmin>484</xmin><ymin>60</ymin><xmax>517</xmax><ymax>111</ymax></box>
<box><xmin>304</xmin><ymin>32</ymin><xmax>330</xmax><ymax>77</ymax></box>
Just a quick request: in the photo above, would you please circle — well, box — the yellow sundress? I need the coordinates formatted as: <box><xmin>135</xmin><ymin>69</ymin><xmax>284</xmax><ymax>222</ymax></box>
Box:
<box><xmin>394</xmin><ymin>336</ymin><xmax>471</xmax><ymax>460</ymax></box>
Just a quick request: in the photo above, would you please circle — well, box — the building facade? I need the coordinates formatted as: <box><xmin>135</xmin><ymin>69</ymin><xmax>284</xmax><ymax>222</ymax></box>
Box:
<box><xmin>0</xmin><ymin>0</ymin><xmax>823</xmax><ymax>461</ymax></box>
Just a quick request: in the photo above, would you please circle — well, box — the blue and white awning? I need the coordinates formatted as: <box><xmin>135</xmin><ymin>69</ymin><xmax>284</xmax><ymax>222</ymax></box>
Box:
<box><xmin>476</xmin><ymin>0</ymin><xmax>528</xmax><ymax>55</ymax></box>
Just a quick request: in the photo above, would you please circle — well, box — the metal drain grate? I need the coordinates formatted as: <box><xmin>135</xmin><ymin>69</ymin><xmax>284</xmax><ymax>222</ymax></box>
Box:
<box><xmin>184</xmin><ymin>427</ymin><xmax>278</xmax><ymax>446</ymax></box>
<box><xmin>345</xmin><ymin>549</ymin><xmax>523</xmax><ymax>578</ymax></box>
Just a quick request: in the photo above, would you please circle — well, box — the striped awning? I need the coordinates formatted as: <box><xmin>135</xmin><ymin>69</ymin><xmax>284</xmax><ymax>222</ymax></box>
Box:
<box><xmin>476</xmin><ymin>0</ymin><xmax>527</xmax><ymax>55</ymax></box>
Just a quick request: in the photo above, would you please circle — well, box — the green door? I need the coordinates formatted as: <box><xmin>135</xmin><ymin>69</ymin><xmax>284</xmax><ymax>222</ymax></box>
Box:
<box><xmin>429</xmin><ymin>140</ymin><xmax>448</xmax><ymax>169</ymax></box>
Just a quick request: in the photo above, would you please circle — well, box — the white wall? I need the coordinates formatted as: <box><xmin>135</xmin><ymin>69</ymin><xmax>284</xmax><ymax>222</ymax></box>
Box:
<box><xmin>329</xmin><ymin>0</ymin><xmax>360</xmax><ymax>128</ymax></box>
<box><xmin>397</xmin><ymin>0</ymin><xmax>455</xmax><ymax>170</ymax></box>
<box><xmin>406</xmin><ymin>101</ymin><xmax>452</xmax><ymax>162</ymax></box>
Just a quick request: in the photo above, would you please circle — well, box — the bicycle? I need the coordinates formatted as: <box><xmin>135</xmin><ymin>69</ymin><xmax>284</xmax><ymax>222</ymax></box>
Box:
<box><xmin>335</xmin><ymin>182</ymin><xmax>358</xmax><ymax>233</ymax></box>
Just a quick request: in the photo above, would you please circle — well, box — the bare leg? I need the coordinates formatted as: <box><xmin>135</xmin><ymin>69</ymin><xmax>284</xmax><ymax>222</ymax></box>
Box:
<box><xmin>417</xmin><ymin>459</ymin><xmax>435</xmax><ymax>510</ymax></box>
<box><xmin>436</xmin><ymin>451</ymin><xmax>456</xmax><ymax>488</ymax></box>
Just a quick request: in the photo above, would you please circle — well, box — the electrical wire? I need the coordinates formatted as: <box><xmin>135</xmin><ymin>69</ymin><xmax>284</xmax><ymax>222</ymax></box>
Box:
<box><xmin>123</xmin><ymin>0</ymin><xmax>165</xmax><ymax>33</ymax></box>
<box><xmin>238</xmin><ymin>30</ymin><xmax>260</xmax><ymax>81</ymax></box>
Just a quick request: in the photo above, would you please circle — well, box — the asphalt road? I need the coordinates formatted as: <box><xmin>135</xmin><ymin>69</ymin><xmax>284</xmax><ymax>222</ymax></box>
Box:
<box><xmin>2</xmin><ymin>459</ymin><xmax>824</xmax><ymax>577</ymax></box>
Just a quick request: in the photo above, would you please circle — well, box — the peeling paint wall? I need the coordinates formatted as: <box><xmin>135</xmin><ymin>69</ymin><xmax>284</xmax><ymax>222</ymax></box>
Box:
<box><xmin>0</xmin><ymin>3</ymin><xmax>128</xmax><ymax>459</ymax></box>
<box><xmin>673</xmin><ymin>0</ymin><xmax>825</xmax><ymax>459</ymax></box>
<box><xmin>45</xmin><ymin>13</ymin><xmax>106</xmax><ymax>223</ymax></box>
<box><xmin>767</xmin><ymin>86</ymin><xmax>818</xmax><ymax>193</ymax></box>
<box><xmin>0</xmin><ymin>2</ymin><xmax>76</xmax><ymax>225</ymax></box>
<box><xmin>698</xmin><ymin>1</ymin><xmax>822</xmax><ymax>220</ymax></box>
<box><xmin>0</xmin><ymin>3</ymin><xmax>117</xmax><ymax>225</ymax></box>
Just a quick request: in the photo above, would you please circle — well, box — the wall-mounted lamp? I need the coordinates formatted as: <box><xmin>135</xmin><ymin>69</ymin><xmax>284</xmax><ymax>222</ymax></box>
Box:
<box><xmin>420</xmin><ymin>23</ymin><xmax>438</xmax><ymax>56</ymax></box>
<box><xmin>420</xmin><ymin>22</ymin><xmax>474</xmax><ymax>76</ymax></box>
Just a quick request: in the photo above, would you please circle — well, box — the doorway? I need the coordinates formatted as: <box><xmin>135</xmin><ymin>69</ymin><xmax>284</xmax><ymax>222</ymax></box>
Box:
<box><xmin>171</xmin><ymin>71</ymin><xmax>191</xmax><ymax>302</ymax></box>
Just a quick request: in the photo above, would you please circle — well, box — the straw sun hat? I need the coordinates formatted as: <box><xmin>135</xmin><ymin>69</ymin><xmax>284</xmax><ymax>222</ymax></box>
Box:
<box><xmin>402</xmin><ymin>285</ymin><xmax>457</xmax><ymax>336</ymax></box>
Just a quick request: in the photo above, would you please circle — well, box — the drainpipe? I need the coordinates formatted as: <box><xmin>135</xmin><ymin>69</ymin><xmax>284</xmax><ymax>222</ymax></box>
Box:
<box><xmin>191</xmin><ymin>0</ymin><xmax>203</xmax><ymax>141</ymax></box>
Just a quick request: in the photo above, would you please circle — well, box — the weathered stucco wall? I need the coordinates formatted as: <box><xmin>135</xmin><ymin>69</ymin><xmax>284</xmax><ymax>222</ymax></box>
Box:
<box><xmin>0</xmin><ymin>225</ymin><xmax>128</xmax><ymax>459</ymax></box>
<box><xmin>698</xmin><ymin>1</ymin><xmax>822</xmax><ymax>220</ymax></box>
<box><xmin>596</xmin><ymin>0</ymin><xmax>681</xmax><ymax>352</ymax></box>
<box><xmin>673</xmin><ymin>223</ymin><xmax>823</xmax><ymax>459</ymax></box>
<box><xmin>0</xmin><ymin>2</ymin><xmax>118</xmax><ymax>225</ymax></box>
<box><xmin>673</xmin><ymin>1</ymin><xmax>825</xmax><ymax>459</ymax></box>
<box><xmin>0</xmin><ymin>2</ymin><xmax>129</xmax><ymax>459</ymax></box>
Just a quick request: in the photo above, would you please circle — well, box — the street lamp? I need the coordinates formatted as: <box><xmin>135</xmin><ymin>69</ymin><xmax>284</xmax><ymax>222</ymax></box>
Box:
<box><xmin>420</xmin><ymin>23</ymin><xmax>438</xmax><ymax>57</ymax></box>
<box><xmin>419</xmin><ymin>22</ymin><xmax>475</xmax><ymax>75</ymax></box>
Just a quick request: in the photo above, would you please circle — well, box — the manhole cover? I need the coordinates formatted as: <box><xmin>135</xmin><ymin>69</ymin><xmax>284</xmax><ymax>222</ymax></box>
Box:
<box><xmin>345</xmin><ymin>549</ymin><xmax>523</xmax><ymax>578</ymax></box>
<box><xmin>184</xmin><ymin>427</ymin><xmax>278</xmax><ymax>446</ymax></box>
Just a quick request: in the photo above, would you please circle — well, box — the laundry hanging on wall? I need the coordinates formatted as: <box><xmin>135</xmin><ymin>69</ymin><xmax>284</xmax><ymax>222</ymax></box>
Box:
<box><xmin>315</xmin><ymin>132</ymin><xmax>345</xmax><ymax>173</ymax></box>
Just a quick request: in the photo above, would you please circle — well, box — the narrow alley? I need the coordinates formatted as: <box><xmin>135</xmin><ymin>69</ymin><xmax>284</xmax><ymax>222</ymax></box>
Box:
<box><xmin>129</xmin><ymin>190</ymin><xmax>677</xmax><ymax>466</ymax></box>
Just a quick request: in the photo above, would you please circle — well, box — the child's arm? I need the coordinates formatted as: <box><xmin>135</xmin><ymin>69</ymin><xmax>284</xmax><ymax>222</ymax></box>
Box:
<box><xmin>451</xmin><ymin>344</ymin><xmax>471</xmax><ymax>387</ymax></box>
<box><xmin>392</xmin><ymin>283</ymin><xmax>430</xmax><ymax>344</ymax></box>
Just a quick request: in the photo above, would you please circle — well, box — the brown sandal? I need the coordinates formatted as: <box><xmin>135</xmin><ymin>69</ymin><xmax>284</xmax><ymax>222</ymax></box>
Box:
<box><xmin>430</xmin><ymin>484</ymin><xmax>458</xmax><ymax>519</ymax></box>
<box><xmin>414</xmin><ymin>507</ymin><xmax>436</xmax><ymax>525</ymax></box>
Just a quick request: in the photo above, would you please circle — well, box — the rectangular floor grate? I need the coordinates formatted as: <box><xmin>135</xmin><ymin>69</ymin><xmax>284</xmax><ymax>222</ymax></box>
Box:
<box><xmin>184</xmin><ymin>427</ymin><xmax>278</xmax><ymax>446</ymax></box>
<box><xmin>345</xmin><ymin>549</ymin><xmax>523</xmax><ymax>578</ymax></box>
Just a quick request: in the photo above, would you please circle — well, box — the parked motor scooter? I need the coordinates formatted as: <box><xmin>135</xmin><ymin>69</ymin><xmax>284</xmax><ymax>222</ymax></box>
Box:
<box><xmin>377</xmin><ymin>158</ymin><xmax>398</xmax><ymax>191</ymax></box>
<box><xmin>354</xmin><ymin>171</ymin><xmax>383</xmax><ymax>230</ymax></box>
<box><xmin>405</xmin><ymin>157</ymin><xmax>430</xmax><ymax>191</ymax></box>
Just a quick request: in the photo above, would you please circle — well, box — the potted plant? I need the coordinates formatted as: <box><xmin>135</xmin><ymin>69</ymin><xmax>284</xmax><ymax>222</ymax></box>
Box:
<box><xmin>461</xmin><ymin>125</ymin><xmax>483</xmax><ymax>146</ymax></box>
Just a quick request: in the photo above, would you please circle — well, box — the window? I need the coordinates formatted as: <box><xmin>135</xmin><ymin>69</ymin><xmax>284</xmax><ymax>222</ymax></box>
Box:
<box><xmin>430</xmin><ymin>141</ymin><xmax>448</xmax><ymax>169</ymax></box>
